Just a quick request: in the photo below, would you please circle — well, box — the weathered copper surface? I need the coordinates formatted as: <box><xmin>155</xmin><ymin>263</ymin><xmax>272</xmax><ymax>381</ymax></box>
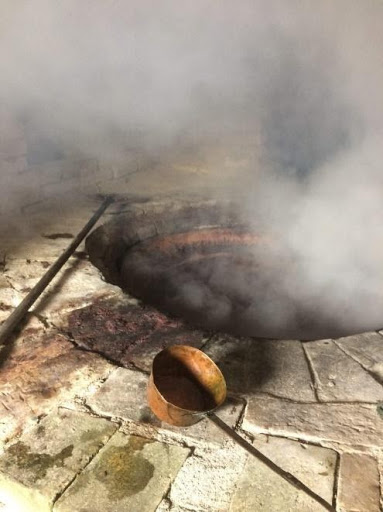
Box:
<box><xmin>148</xmin><ymin>345</ymin><xmax>226</xmax><ymax>427</ymax></box>
<box><xmin>138</xmin><ymin>229</ymin><xmax>263</xmax><ymax>253</ymax></box>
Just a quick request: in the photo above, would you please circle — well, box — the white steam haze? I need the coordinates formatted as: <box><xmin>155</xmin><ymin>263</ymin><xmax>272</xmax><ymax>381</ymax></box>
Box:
<box><xmin>2</xmin><ymin>0</ymin><xmax>383</xmax><ymax>338</ymax></box>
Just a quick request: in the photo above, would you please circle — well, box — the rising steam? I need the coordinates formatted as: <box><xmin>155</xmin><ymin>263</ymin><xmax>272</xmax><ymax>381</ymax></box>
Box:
<box><xmin>2</xmin><ymin>0</ymin><xmax>383</xmax><ymax>338</ymax></box>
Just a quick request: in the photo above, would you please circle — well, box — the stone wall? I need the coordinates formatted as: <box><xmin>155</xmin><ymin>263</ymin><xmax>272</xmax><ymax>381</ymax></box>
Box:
<box><xmin>0</xmin><ymin>112</ymin><xmax>140</xmax><ymax>217</ymax></box>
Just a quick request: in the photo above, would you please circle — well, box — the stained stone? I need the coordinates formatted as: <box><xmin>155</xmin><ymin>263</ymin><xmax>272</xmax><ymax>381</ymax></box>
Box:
<box><xmin>0</xmin><ymin>331</ymin><xmax>114</xmax><ymax>443</ymax></box>
<box><xmin>68</xmin><ymin>297</ymin><xmax>205</xmax><ymax>372</ymax></box>
<box><xmin>87</xmin><ymin>367</ymin><xmax>245</xmax><ymax>446</ymax></box>
<box><xmin>205</xmin><ymin>335</ymin><xmax>315</xmax><ymax>401</ymax></box>
<box><xmin>336</xmin><ymin>332</ymin><xmax>383</xmax><ymax>383</ymax></box>
<box><xmin>304</xmin><ymin>339</ymin><xmax>383</xmax><ymax>402</ymax></box>
<box><xmin>54</xmin><ymin>432</ymin><xmax>189</xmax><ymax>512</ymax></box>
<box><xmin>0</xmin><ymin>409</ymin><xmax>117</xmax><ymax>512</ymax></box>
<box><xmin>243</xmin><ymin>396</ymin><xmax>383</xmax><ymax>448</ymax></box>
<box><xmin>337</xmin><ymin>453</ymin><xmax>380</xmax><ymax>512</ymax></box>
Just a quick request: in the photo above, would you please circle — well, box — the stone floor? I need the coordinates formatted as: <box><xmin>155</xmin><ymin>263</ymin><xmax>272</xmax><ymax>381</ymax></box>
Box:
<box><xmin>0</xmin><ymin>186</ymin><xmax>382</xmax><ymax>512</ymax></box>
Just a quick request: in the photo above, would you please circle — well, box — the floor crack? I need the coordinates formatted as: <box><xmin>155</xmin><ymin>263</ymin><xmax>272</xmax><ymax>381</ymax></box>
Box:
<box><xmin>332</xmin><ymin>451</ymin><xmax>341</xmax><ymax>511</ymax></box>
<box><xmin>301</xmin><ymin>341</ymin><xmax>321</xmax><ymax>402</ymax></box>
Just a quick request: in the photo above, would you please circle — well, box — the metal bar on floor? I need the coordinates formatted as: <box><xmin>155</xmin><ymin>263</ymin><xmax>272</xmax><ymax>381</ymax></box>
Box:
<box><xmin>0</xmin><ymin>195</ymin><xmax>114</xmax><ymax>346</ymax></box>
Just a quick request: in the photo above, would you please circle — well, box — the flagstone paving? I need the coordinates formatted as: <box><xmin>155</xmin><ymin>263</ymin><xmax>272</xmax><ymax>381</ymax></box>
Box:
<box><xmin>0</xmin><ymin>196</ymin><xmax>382</xmax><ymax>511</ymax></box>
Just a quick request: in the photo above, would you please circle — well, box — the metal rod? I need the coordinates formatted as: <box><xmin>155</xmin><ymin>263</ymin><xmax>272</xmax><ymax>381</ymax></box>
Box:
<box><xmin>0</xmin><ymin>195</ymin><xmax>114</xmax><ymax>346</ymax></box>
<box><xmin>208</xmin><ymin>412</ymin><xmax>335</xmax><ymax>512</ymax></box>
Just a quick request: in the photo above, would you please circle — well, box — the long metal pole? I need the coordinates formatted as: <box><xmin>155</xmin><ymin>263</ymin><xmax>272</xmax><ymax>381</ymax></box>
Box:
<box><xmin>0</xmin><ymin>195</ymin><xmax>114</xmax><ymax>346</ymax></box>
<box><xmin>208</xmin><ymin>413</ymin><xmax>335</xmax><ymax>512</ymax></box>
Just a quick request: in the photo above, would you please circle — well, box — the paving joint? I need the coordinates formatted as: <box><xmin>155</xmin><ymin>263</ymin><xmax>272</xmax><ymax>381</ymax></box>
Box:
<box><xmin>379</xmin><ymin>461</ymin><xmax>383</xmax><ymax>512</ymax></box>
<box><xmin>301</xmin><ymin>341</ymin><xmax>321</xmax><ymax>402</ymax></box>
<box><xmin>232</xmin><ymin>396</ymin><xmax>247</xmax><ymax>430</ymax></box>
<box><xmin>58</xmin><ymin>325</ymin><xmax>136</xmax><ymax>372</ymax></box>
<box><xmin>198</xmin><ymin>334</ymin><xmax>216</xmax><ymax>352</ymax></box>
<box><xmin>31</xmin><ymin>312</ymin><xmax>51</xmax><ymax>329</ymax></box>
<box><xmin>51</xmin><ymin>422</ymin><xmax>118</xmax><ymax>507</ymax></box>
<box><xmin>333</xmin><ymin>337</ymin><xmax>383</xmax><ymax>387</ymax></box>
<box><xmin>331</xmin><ymin>451</ymin><xmax>341</xmax><ymax>510</ymax></box>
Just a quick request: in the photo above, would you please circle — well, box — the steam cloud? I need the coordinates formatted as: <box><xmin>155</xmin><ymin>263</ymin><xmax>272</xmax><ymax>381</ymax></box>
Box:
<box><xmin>2</xmin><ymin>0</ymin><xmax>383</xmax><ymax>338</ymax></box>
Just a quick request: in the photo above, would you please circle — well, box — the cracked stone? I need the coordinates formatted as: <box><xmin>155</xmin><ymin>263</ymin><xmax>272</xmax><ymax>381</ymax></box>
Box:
<box><xmin>168</xmin><ymin>446</ymin><xmax>247</xmax><ymax>512</ymax></box>
<box><xmin>230</xmin><ymin>436</ymin><xmax>335</xmax><ymax>511</ymax></box>
<box><xmin>0</xmin><ymin>409</ymin><xmax>117</xmax><ymax>512</ymax></box>
<box><xmin>336</xmin><ymin>332</ymin><xmax>383</xmax><ymax>383</ymax></box>
<box><xmin>0</xmin><ymin>331</ymin><xmax>114</xmax><ymax>443</ymax></box>
<box><xmin>205</xmin><ymin>335</ymin><xmax>316</xmax><ymax>401</ymax></box>
<box><xmin>337</xmin><ymin>453</ymin><xmax>380</xmax><ymax>512</ymax></box>
<box><xmin>304</xmin><ymin>339</ymin><xmax>383</xmax><ymax>402</ymax></box>
<box><xmin>54</xmin><ymin>432</ymin><xmax>189</xmax><ymax>512</ymax></box>
<box><xmin>87</xmin><ymin>367</ymin><xmax>244</xmax><ymax>446</ymax></box>
<box><xmin>243</xmin><ymin>396</ymin><xmax>383</xmax><ymax>448</ymax></box>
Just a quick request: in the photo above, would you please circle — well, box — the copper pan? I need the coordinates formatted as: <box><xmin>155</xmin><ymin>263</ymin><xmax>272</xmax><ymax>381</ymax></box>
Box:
<box><xmin>147</xmin><ymin>345</ymin><xmax>335</xmax><ymax>512</ymax></box>
<box><xmin>147</xmin><ymin>345</ymin><xmax>226</xmax><ymax>427</ymax></box>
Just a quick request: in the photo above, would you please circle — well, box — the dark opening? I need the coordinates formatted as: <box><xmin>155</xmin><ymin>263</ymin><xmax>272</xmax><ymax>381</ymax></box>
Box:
<box><xmin>86</xmin><ymin>202</ymin><xmax>383</xmax><ymax>340</ymax></box>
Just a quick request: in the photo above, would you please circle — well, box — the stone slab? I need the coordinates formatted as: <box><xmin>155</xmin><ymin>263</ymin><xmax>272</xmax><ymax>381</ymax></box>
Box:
<box><xmin>87</xmin><ymin>367</ymin><xmax>149</xmax><ymax>421</ymax></box>
<box><xmin>168</xmin><ymin>446</ymin><xmax>248</xmax><ymax>512</ymax></box>
<box><xmin>32</xmin><ymin>259</ymin><xmax>122</xmax><ymax>324</ymax></box>
<box><xmin>1</xmin><ymin>256</ymin><xmax>121</xmax><ymax>326</ymax></box>
<box><xmin>249</xmin><ymin>435</ymin><xmax>336</xmax><ymax>504</ymax></box>
<box><xmin>0</xmin><ymin>278</ymin><xmax>22</xmax><ymax>323</ymax></box>
<box><xmin>54</xmin><ymin>432</ymin><xmax>189</xmax><ymax>512</ymax></box>
<box><xmin>0</xmin><ymin>331</ymin><xmax>114</xmax><ymax>443</ymax></box>
<box><xmin>229</xmin><ymin>444</ymin><xmax>330</xmax><ymax>512</ymax></box>
<box><xmin>304</xmin><ymin>339</ymin><xmax>383</xmax><ymax>402</ymax></box>
<box><xmin>336</xmin><ymin>332</ymin><xmax>383</xmax><ymax>383</ymax></box>
<box><xmin>68</xmin><ymin>297</ymin><xmax>206</xmax><ymax>372</ymax></box>
<box><xmin>337</xmin><ymin>453</ymin><xmax>380</xmax><ymax>512</ymax></box>
<box><xmin>205</xmin><ymin>335</ymin><xmax>315</xmax><ymax>401</ymax></box>
<box><xmin>87</xmin><ymin>367</ymin><xmax>245</xmax><ymax>446</ymax></box>
<box><xmin>0</xmin><ymin>409</ymin><xmax>117</xmax><ymax>512</ymax></box>
<box><xmin>243</xmin><ymin>396</ymin><xmax>383</xmax><ymax>448</ymax></box>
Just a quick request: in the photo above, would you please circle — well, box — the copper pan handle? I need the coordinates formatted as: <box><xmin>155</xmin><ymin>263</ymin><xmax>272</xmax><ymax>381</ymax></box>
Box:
<box><xmin>208</xmin><ymin>412</ymin><xmax>335</xmax><ymax>512</ymax></box>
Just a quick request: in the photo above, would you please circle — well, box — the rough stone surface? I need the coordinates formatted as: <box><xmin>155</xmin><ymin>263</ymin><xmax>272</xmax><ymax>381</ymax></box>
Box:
<box><xmin>337</xmin><ymin>453</ymin><xmax>380</xmax><ymax>512</ymax></box>
<box><xmin>249</xmin><ymin>435</ymin><xmax>336</xmax><ymax>504</ymax></box>
<box><xmin>304</xmin><ymin>339</ymin><xmax>383</xmax><ymax>402</ymax></box>
<box><xmin>167</xmin><ymin>446</ymin><xmax>247</xmax><ymax>512</ymax></box>
<box><xmin>87</xmin><ymin>367</ymin><xmax>245</xmax><ymax>446</ymax></box>
<box><xmin>68</xmin><ymin>297</ymin><xmax>206</xmax><ymax>372</ymax></box>
<box><xmin>2</xmin><ymin>192</ymin><xmax>383</xmax><ymax>511</ymax></box>
<box><xmin>0</xmin><ymin>330</ymin><xmax>114</xmax><ymax>443</ymax></box>
<box><xmin>87</xmin><ymin>367</ymin><xmax>149</xmax><ymax>421</ymax></box>
<box><xmin>379</xmin><ymin>454</ymin><xmax>383</xmax><ymax>512</ymax></box>
<box><xmin>32</xmin><ymin>258</ymin><xmax>123</xmax><ymax>324</ymax></box>
<box><xmin>0</xmin><ymin>409</ymin><xmax>117</xmax><ymax>511</ymax></box>
<box><xmin>205</xmin><ymin>335</ymin><xmax>315</xmax><ymax>401</ymax></box>
<box><xmin>0</xmin><ymin>277</ymin><xmax>22</xmax><ymax>323</ymax></box>
<box><xmin>230</xmin><ymin>447</ymin><xmax>330</xmax><ymax>512</ymax></box>
<box><xmin>243</xmin><ymin>396</ymin><xmax>383</xmax><ymax>448</ymax></box>
<box><xmin>54</xmin><ymin>432</ymin><xmax>189</xmax><ymax>512</ymax></box>
<box><xmin>337</xmin><ymin>332</ymin><xmax>383</xmax><ymax>383</ymax></box>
